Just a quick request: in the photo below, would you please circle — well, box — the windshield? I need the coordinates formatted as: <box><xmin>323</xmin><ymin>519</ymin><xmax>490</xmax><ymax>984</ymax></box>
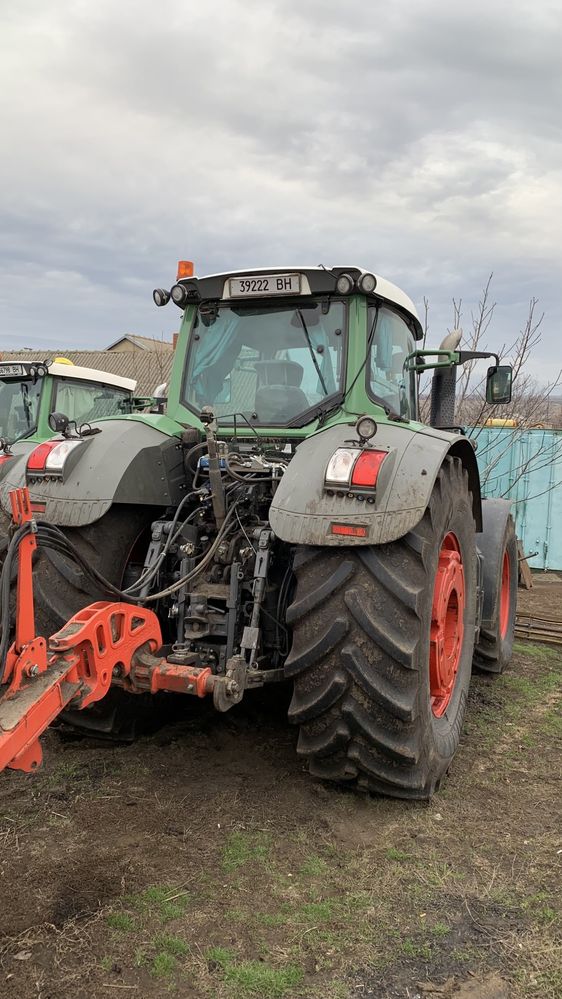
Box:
<box><xmin>182</xmin><ymin>300</ymin><xmax>346</xmax><ymax>425</ymax></box>
<box><xmin>368</xmin><ymin>306</ymin><xmax>417</xmax><ymax>419</ymax></box>
<box><xmin>0</xmin><ymin>378</ymin><xmax>42</xmax><ymax>444</ymax></box>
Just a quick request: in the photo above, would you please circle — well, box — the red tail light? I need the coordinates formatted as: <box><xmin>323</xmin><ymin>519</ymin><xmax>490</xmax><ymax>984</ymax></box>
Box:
<box><xmin>27</xmin><ymin>441</ymin><xmax>59</xmax><ymax>471</ymax></box>
<box><xmin>27</xmin><ymin>439</ymin><xmax>84</xmax><ymax>477</ymax></box>
<box><xmin>350</xmin><ymin>450</ymin><xmax>387</xmax><ymax>488</ymax></box>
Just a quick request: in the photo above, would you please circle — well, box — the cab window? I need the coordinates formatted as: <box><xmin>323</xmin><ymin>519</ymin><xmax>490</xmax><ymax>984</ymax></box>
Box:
<box><xmin>52</xmin><ymin>379</ymin><xmax>132</xmax><ymax>424</ymax></box>
<box><xmin>367</xmin><ymin>307</ymin><xmax>417</xmax><ymax>419</ymax></box>
<box><xmin>0</xmin><ymin>378</ymin><xmax>42</xmax><ymax>443</ymax></box>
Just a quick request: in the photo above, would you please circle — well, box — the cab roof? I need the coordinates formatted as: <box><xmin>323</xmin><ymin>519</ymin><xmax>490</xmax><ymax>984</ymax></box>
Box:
<box><xmin>176</xmin><ymin>266</ymin><xmax>423</xmax><ymax>338</ymax></box>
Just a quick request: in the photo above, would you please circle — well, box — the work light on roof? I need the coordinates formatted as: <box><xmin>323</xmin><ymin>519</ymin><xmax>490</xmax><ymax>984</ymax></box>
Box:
<box><xmin>358</xmin><ymin>272</ymin><xmax>377</xmax><ymax>294</ymax></box>
<box><xmin>153</xmin><ymin>288</ymin><xmax>170</xmax><ymax>307</ymax></box>
<box><xmin>335</xmin><ymin>273</ymin><xmax>355</xmax><ymax>294</ymax></box>
<box><xmin>170</xmin><ymin>284</ymin><xmax>189</xmax><ymax>307</ymax></box>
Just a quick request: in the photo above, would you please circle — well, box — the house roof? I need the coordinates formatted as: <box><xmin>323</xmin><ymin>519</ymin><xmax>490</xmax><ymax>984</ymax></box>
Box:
<box><xmin>0</xmin><ymin>351</ymin><xmax>174</xmax><ymax>398</ymax></box>
<box><xmin>106</xmin><ymin>334</ymin><xmax>174</xmax><ymax>351</ymax></box>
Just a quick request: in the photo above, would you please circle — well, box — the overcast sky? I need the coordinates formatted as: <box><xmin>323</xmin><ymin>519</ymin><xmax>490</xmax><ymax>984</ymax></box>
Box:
<box><xmin>1</xmin><ymin>0</ymin><xmax>561</xmax><ymax>383</ymax></box>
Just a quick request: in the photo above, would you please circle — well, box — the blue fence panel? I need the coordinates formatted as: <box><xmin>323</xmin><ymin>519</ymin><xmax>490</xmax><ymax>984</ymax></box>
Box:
<box><xmin>467</xmin><ymin>427</ymin><xmax>562</xmax><ymax>571</ymax></box>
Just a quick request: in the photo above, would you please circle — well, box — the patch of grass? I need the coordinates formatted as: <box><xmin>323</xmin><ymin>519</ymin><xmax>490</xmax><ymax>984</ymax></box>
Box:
<box><xmin>224</xmin><ymin>908</ymin><xmax>248</xmax><ymax>922</ymax></box>
<box><xmin>255</xmin><ymin>910</ymin><xmax>291</xmax><ymax>927</ymax></box>
<box><xmin>222</xmin><ymin>830</ymin><xmax>271</xmax><ymax>872</ymax></box>
<box><xmin>154</xmin><ymin>933</ymin><xmax>190</xmax><ymax>956</ymax></box>
<box><xmin>127</xmin><ymin>885</ymin><xmax>190</xmax><ymax>923</ymax></box>
<box><xmin>225</xmin><ymin>960</ymin><xmax>303</xmax><ymax>997</ymax></box>
<box><xmin>430</xmin><ymin>921</ymin><xmax>451</xmax><ymax>937</ymax></box>
<box><xmin>100</xmin><ymin>956</ymin><xmax>113</xmax><ymax>971</ymax></box>
<box><xmin>300</xmin><ymin>900</ymin><xmax>334</xmax><ymax>922</ymax></box>
<box><xmin>513</xmin><ymin>641</ymin><xmax>559</xmax><ymax>662</ymax></box>
<box><xmin>450</xmin><ymin>945</ymin><xmax>479</xmax><ymax>964</ymax></box>
<box><xmin>106</xmin><ymin>911</ymin><xmax>135</xmax><ymax>932</ymax></box>
<box><xmin>522</xmin><ymin>892</ymin><xmax>559</xmax><ymax>926</ymax></box>
<box><xmin>300</xmin><ymin>855</ymin><xmax>329</xmax><ymax>877</ymax></box>
<box><xmin>152</xmin><ymin>951</ymin><xmax>176</xmax><ymax>977</ymax></box>
<box><xmin>539</xmin><ymin>709</ymin><xmax>562</xmax><ymax>739</ymax></box>
<box><xmin>401</xmin><ymin>938</ymin><xmax>432</xmax><ymax>959</ymax></box>
<box><xmin>207</xmin><ymin>947</ymin><xmax>303</xmax><ymax>997</ymax></box>
<box><xmin>385</xmin><ymin>847</ymin><xmax>411</xmax><ymax>862</ymax></box>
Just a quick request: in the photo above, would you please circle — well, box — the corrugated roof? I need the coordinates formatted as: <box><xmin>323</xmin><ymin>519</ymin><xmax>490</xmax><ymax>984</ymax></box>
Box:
<box><xmin>106</xmin><ymin>334</ymin><xmax>174</xmax><ymax>351</ymax></box>
<box><xmin>0</xmin><ymin>350</ymin><xmax>174</xmax><ymax>398</ymax></box>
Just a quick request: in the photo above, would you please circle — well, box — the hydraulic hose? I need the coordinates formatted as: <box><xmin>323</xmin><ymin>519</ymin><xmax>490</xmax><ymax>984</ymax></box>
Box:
<box><xmin>0</xmin><ymin>522</ymin><xmax>33</xmax><ymax>683</ymax></box>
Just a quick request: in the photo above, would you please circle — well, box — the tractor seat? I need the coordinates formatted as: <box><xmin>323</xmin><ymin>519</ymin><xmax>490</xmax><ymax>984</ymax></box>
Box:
<box><xmin>253</xmin><ymin>360</ymin><xmax>304</xmax><ymax>387</ymax></box>
<box><xmin>253</xmin><ymin>360</ymin><xmax>309</xmax><ymax>422</ymax></box>
<box><xmin>254</xmin><ymin>384</ymin><xmax>310</xmax><ymax>423</ymax></box>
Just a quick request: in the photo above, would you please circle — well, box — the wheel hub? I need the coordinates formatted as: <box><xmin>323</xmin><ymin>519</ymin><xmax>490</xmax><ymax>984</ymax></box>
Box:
<box><xmin>429</xmin><ymin>533</ymin><xmax>465</xmax><ymax>717</ymax></box>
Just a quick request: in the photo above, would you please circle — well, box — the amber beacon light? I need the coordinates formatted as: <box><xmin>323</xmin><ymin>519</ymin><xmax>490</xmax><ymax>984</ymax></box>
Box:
<box><xmin>176</xmin><ymin>260</ymin><xmax>194</xmax><ymax>279</ymax></box>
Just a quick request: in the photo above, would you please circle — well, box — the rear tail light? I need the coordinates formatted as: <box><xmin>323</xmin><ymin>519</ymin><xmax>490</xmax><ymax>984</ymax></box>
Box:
<box><xmin>27</xmin><ymin>439</ymin><xmax>84</xmax><ymax>477</ymax></box>
<box><xmin>325</xmin><ymin>447</ymin><xmax>388</xmax><ymax>491</ymax></box>
<box><xmin>27</xmin><ymin>441</ymin><xmax>59</xmax><ymax>471</ymax></box>
<box><xmin>350</xmin><ymin>450</ymin><xmax>387</xmax><ymax>487</ymax></box>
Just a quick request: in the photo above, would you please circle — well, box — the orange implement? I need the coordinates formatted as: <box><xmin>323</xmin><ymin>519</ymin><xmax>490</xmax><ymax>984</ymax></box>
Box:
<box><xmin>0</xmin><ymin>601</ymin><xmax>163</xmax><ymax>772</ymax></box>
<box><xmin>0</xmin><ymin>486</ymin><xmax>221</xmax><ymax>775</ymax></box>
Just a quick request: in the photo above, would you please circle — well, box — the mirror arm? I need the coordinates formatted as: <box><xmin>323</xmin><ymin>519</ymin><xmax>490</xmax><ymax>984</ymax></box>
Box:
<box><xmin>457</xmin><ymin>350</ymin><xmax>499</xmax><ymax>366</ymax></box>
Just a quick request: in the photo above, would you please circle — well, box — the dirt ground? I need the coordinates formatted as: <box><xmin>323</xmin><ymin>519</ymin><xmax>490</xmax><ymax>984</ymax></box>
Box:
<box><xmin>0</xmin><ymin>580</ymin><xmax>560</xmax><ymax>999</ymax></box>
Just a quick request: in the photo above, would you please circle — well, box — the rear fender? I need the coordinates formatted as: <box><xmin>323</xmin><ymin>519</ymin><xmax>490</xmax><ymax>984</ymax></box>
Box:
<box><xmin>0</xmin><ymin>420</ymin><xmax>184</xmax><ymax>527</ymax></box>
<box><xmin>269</xmin><ymin>422</ymin><xmax>482</xmax><ymax>546</ymax></box>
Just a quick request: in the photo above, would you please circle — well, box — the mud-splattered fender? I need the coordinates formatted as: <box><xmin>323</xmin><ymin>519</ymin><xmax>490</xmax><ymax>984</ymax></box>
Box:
<box><xmin>0</xmin><ymin>420</ymin><xmax>184</xmax><ymax>527</ymax></box>
<box><xmin>269</xmin><ymin>422</ymin><xmax>481</xmax><ymax>546</ymax></box>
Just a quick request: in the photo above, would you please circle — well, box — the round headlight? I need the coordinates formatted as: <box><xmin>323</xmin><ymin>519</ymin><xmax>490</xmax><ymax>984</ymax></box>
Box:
<box><xmin>153</xmin><ymin>288</ymin><xmax>170</xmax><ymax>307</ymax></box>
<box><xmin>170</xmin><ymin>283</ymin><xmax>188</xmax><ymax>307</ymax></box>
<box><xmin>358</xmin><ymin>272</ymin><xmax>377</xmax><ymax>294</ymax></box>
<box><xmin>355</xmin><ymin>415</ymin><xmax>377</xmax><ymax>441</ymax></box>
<box><xmin>335</xmin><ymin>273</ymin><xmax>355</xmax><ymax>294</ymax></box>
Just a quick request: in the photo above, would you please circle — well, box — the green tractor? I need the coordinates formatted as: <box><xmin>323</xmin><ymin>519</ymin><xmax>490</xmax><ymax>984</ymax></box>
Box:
<box><xmin>0</xmin><ymin>265</ymin><xmax>517</xmax><ymax>797</ymax></box>
<box><xmin>0</xmin><ymin>357</ymin><xmax>137</xmax><ymax>458</ymax></box>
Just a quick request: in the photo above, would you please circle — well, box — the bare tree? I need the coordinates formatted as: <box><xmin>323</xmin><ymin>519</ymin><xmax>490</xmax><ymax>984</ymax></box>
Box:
<box><xmin>420</xmin><ymin>276</ymin><xmax>562</xmax><ymax>506</ymax></box>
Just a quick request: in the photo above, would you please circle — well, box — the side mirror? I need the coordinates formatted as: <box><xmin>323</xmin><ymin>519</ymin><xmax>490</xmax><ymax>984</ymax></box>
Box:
<box><xmin>486</xmin><ymin>365</ymin><xmax>512</xmax><ymax>405</ymax></box>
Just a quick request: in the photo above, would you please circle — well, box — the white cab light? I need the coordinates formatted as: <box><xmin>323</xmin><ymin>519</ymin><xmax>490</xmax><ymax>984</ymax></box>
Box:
<box><xmin>358</xmin><ymin>272</ymin><xmax>377</xmax><ymax>294</ymax></box>
<box><xmin>335</xmin><ymin>273</ymin><xmax>355</xmax><ymax>294</ymax></box>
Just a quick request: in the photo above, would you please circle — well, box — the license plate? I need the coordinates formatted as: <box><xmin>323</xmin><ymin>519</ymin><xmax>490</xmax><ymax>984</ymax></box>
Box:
<box><xmin>228</xmin><ymin>273</ymin><xmax>301</xmax><ymax>298</ymax></box>
<box><xmin>0</xmin><ymin>363</ymin><xmax>25</xmax><ymax>378</ymax></box>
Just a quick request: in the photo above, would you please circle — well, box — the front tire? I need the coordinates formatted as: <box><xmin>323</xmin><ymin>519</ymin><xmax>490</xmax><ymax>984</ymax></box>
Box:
<box><xmin>285</xmin><ymin>457</ymin><xmax>477</xmax><ymax>800</ymax></box>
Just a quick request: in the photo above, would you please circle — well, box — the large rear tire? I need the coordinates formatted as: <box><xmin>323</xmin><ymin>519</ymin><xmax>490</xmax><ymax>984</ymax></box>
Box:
<box><xmin>285</xmin><ymin>457</ymin><xmax>477</xmax><ymax>800</ymax></box>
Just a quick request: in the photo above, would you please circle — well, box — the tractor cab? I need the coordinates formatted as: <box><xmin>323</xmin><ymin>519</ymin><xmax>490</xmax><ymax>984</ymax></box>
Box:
<box><xmin>155</xmin><ymin>266</ymin><xmax>423</xmax><ymax>433</ymax></box>
<box><xmin>0</xmin><ymin>359</ymin><xmax>136</xmax><ymax>447</ymax></box>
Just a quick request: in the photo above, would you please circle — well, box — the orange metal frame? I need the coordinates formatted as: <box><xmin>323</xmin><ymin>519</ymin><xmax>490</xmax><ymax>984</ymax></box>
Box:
<box><xmin>0</xmin><ymin>487</ymin><xmax>216</xmax><ymax>774</ymax></box>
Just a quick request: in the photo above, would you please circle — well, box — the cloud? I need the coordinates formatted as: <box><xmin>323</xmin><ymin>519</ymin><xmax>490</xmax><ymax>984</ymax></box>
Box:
<box><xmin>0</xmin><ymin>0</ymin><xmax>560</xmax><ymax>381</ymax></box>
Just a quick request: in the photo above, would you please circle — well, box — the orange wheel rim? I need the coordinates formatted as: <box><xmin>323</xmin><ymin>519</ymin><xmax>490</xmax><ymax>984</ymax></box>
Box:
<box><xmin>499</xmin><ymin>549</ymin><xmax>511</xmax><ymax>640</ymax></box>
<box><xmin>429</xmin><ymin>532</ymin><xmax>465</xmax><ymax>718</ymax></box>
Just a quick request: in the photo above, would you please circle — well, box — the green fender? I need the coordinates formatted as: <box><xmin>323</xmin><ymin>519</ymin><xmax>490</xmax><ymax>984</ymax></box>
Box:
<box><xmin>0</xmin><ymin>418</ymin><xmax>184</xmax><ymax>527</ymax></box>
